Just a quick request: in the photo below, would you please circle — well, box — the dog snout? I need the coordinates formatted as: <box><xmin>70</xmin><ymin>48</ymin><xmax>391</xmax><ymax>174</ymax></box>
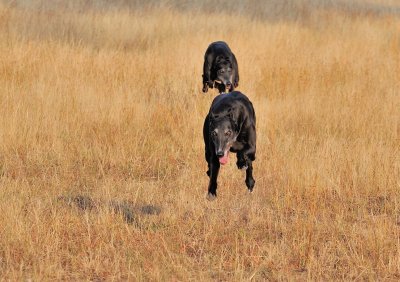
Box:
<box><xmin>216</xmin><ymin>150</ymin><xmax>224</xmax><ymax>157</ymax></box>
<box><xmin>225</xmin><ymin>82</ymin><xmax>232</xmax><ymax>87</ymax></box>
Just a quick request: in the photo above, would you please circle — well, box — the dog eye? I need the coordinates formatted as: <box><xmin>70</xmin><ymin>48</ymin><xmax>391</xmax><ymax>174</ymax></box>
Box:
<box><xmin>225</xmin><ymin>131</ymin><xmax>232</xmax><ymax>136</ymax></box>
<box><xmin>211</xmin><ymin>131</ymin><xmax>217</xmax><ymax>137</ymax></box>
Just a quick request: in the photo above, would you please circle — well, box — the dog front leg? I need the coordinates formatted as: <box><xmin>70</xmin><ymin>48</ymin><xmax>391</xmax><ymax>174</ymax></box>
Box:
<box><xmin>236</xmin><ymin>151</ymin><xmax>248</xmax><ymax>170</ymax></box>
<box><xmin>245</xmin><ymin>160</ymin><xmax>255</xmax><ymax>192</ymax></box>
<box><xmin>202</xmin><ymin>75</ymin><xmax>209</xmax><ymax>93</ymax></box>
<box><xmin>236</xmin><ymin>149</ymin><xmax>255</xmax><ymax>192</ymax></box>
<box><xmin>202</xmin><ymin>54</ymin><xmax>214</xmax><ymax>93</ymax></box>
<box><xmin>232</xmin><ymin>53</ymin><xmax>239</xmax><ymax>88</ymax></box>
<box><xmin>207</xmin><ymin>157</ymin><xmax>220</xmax><ymax>200</ymax></box>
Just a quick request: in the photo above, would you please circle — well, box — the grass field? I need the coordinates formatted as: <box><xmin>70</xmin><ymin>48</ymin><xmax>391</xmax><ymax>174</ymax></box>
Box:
<box><xmin>0</xmin><ymin>0</ymin><xmax>399</xmax><ymax>280</ymax></box>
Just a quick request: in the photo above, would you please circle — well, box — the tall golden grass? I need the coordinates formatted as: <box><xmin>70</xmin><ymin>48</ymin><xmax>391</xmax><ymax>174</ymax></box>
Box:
<box><xmin>0</xmin><ymin>0</ymin><xmax>399</xmax><ymax>280</ymax></box>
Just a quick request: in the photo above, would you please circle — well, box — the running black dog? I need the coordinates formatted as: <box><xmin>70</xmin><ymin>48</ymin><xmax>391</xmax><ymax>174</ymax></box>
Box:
<box><xmin>202</xmin><ymin>41</ymin><xmax>239</xmax><ymax>94</ymax></box>
<box><xmin>203</xmin><ymin>91</ymin><xmax>256</xmax><ymax>199</ymax></box>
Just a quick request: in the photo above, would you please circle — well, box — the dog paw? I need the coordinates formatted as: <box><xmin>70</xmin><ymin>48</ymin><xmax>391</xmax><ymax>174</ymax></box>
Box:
<box><xmin>206</xmin><ymin>192</ymin><xmax>217</xmax><ymax>201</ymax></box>
<box><xmin>236</xmin><ymin>159</ymin><xmax>248</xmax><ymax>170</ymax></box>
<box><xmin>245</xmin><ymin>178</ymin><xmax>255</xmax><ymax>191</ymax></box>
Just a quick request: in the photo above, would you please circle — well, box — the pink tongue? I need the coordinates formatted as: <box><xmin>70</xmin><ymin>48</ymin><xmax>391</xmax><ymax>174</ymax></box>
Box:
<box><xmin>219</xmin><ymin>152</ymin><xmax>229</xmax><ymax>165</ymax></box>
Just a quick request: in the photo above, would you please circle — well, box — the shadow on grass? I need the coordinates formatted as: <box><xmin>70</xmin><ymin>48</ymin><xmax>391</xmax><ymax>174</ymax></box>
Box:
<box><xmin>58</xmin><ymin>195</ymin><xmax>161</xmax><ymax>226</ymax></box>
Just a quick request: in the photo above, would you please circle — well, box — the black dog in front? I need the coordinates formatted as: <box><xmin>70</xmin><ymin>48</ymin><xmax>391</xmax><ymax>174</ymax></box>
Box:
<box><xmin>202</xmin><ymin>41</ymin><xmax>239</xmax><ymax>94</ymax></box>
<box><xmin>203</xmin><ymin>91</ymin><xmax>256</xmax><ymax>199</ymax></box>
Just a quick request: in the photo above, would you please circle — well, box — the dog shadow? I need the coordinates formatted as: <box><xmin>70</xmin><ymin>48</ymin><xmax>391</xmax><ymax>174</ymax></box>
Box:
<box><xmin>58</xmin><ymin>195</ymin><xmax>161</xmax><ymax>226</ymax></box>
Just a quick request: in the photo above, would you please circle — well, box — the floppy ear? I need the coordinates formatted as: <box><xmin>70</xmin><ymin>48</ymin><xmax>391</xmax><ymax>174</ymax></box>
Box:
<box><xmin>209</xmin><ymin>112</ymin><xmax>217</xmax><ymax>125</ymax></box>
<box><xmin>228</xmin><ymin>108</ymin><xmax>243</xmax><ymax>133</ymax></box>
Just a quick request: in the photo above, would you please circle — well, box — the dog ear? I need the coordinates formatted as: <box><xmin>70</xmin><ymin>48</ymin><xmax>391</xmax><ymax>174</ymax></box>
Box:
<box><xmin>228</xmin><ymin>108</ymin><xmax>235</xmax><ymax>122</ymax></box>
<box><xmin>209</xmin><ymin>112</ymin><xmax>216</xmax><ymax>123</ymax></box>
<box><xmin>228</xmin><ymin>108</ymin><xmax>242</xmax><ymax>132</ymax></box>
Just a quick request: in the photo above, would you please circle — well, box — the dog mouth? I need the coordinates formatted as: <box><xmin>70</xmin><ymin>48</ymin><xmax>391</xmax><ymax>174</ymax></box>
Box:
<box><xmin>214</xmin><ymin>80</ymin><xmax>231</xmax><ymax>92</ymax></box>
<box><xmin>219</xmin><ymin>150</ymin><xmax>229</xmax><ymax>165</ymax></box>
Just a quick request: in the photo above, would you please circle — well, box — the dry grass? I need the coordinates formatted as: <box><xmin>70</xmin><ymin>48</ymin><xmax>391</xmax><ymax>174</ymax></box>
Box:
<box><xmin>0</xmin><ymin>0</ymin><xmax>399</xmax><ymax>280</ymax></box>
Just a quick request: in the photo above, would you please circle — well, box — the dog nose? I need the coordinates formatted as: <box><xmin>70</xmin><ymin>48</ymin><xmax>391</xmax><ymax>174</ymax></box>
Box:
<box><xmin>216</xmin><ymin>151</ymin><xmax>224</xmax><ymax>157</ymax></box>
<box><xmin>226</xmin><ymin>82</ymin><xmax>232</xmax><ymax>87</ymax></box>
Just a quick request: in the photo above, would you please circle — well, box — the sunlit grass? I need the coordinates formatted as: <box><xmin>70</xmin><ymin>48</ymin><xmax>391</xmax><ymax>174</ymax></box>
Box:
<box><xmin>0</xmin><ymin>0</ymin><xmax>399</xmax><ymax>280</ymax></box>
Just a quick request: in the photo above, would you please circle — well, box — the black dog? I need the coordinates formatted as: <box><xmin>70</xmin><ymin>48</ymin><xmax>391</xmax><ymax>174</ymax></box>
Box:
<box><xmin>202</xmin><ymin>41</ymin><xmax>239</xmax><ymax>94</ymax></box>
<box><xmin>203</xmin><ymin>91</ymin><xmax>256</xmax><ymax>199</ymax></box>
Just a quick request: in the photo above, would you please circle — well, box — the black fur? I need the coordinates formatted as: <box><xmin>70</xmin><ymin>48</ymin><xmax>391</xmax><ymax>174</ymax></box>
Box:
<box><xmin>203</xmin><ymin>91</ymin><xmax>256</xmax><ymax>199</ymax></box>
<box><xmin>202</xmin><ymin>41</ymin><xmax>239</xmax><ymax>94</ymax></box>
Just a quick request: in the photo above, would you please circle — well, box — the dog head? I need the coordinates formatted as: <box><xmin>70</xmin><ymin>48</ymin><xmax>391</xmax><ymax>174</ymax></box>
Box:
<box><xmin>213</xmin><ymin>56</ymin><xmax>234</xmax><ymax>92</ymax></box>
<box><xmin>209</xmin><ymin>109</ymin><xmax>241</xmax><ymax>164</ymax></box>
